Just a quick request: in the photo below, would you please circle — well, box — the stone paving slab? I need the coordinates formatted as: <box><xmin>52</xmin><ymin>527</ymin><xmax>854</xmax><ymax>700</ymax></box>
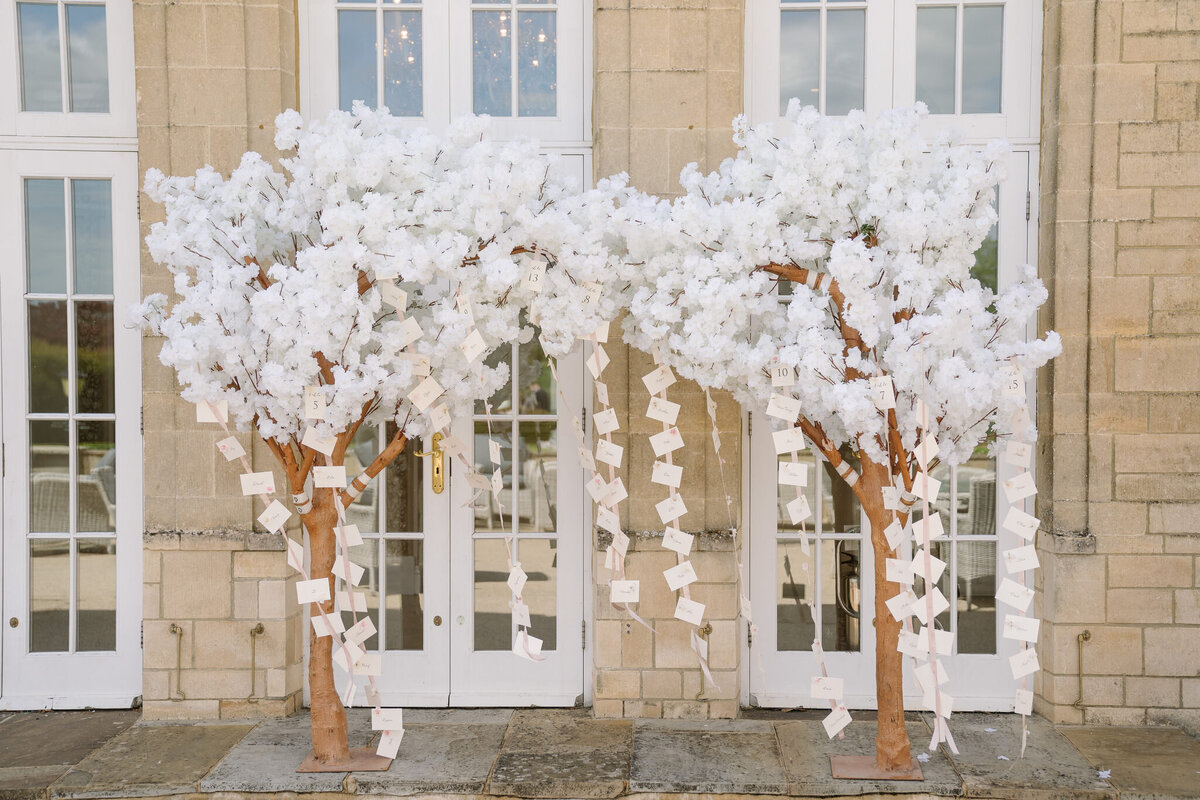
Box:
<box><xmin>776</xmin><ymin>718</ymin><xmax>962</xmax><ymax>797</ymax></box>
<box><xmin>487</xmin><ymin>709</ymin><xmax>632</xmax><ymax>798</ymax></box>
<box><xmin>51</xmin><ymin>722</ymin><xmax>253</xmax><ymax>798</ymax></box>
<box><xmin>630</xmin><ymin>717</ymin><xmax>788</xmax><ymax>795</ymax></box>
<box><xmin>1059</xmin><ymin>725</ymin><xmax>1200</xmax><ymax>800</ymax></box>
<box><xmin>352</xmin><ymin>711</ymin><xmax>510</xmax><ymax>796</ymax></box>
<box><xmin>939</xmin><ymin>713</ymin><xmax>1115</xmax><ymax>799</ymax></box>
<box><xmin>0</xmin><ymin>712</ymin><xmax>139</xmax><ymax>800</ymax></box>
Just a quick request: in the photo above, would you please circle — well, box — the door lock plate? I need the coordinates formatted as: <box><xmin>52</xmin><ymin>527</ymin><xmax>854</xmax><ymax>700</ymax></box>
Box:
<box><xmin>415</xmin><ymin>432</ymin><xmax>445</xmax><ymax>494</ymax></box>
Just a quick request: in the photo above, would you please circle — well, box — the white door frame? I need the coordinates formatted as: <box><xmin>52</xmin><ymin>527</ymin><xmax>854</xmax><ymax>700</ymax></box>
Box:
<box><xmin>0</xmin><ymin>148</ymin><xmax>142</xmax><ymax>710</ymax></box>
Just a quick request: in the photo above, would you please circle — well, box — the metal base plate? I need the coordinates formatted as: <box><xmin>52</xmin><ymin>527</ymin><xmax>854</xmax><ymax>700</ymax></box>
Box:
<box><xmin>296</xmin><ymin>748</ymin><xmax>393</xmax><ymax>773</ymax></box>
<box><xmin>829</xmin><ymin>754</ymin><xmax>924</xmax><ymax>781</ymax></box>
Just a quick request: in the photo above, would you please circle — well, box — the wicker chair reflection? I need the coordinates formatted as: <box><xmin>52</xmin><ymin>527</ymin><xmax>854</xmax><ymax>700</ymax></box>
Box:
<box><xmin>31</xmin><ymin>472</ymin><xmax>114</xmax><ymax>534</ymax></box>
<box><xmin>958</xmin><ymin>477</ymin><xmax>997</xmax><ymax>609</ymax></box>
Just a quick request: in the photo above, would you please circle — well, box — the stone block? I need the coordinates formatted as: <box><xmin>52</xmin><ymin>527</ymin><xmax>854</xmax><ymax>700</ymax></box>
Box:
<box><xmin>257</xmin><ymin>579</ymin><xmax>289</xmax><ymax>619</ymax></box>
<box><xmin>233</xmin><ymin>550</ymin><xmax>289</xmax><ymax>579</ymax></box>
<box><xmin>1043</xmin><ymin>552</ymin><xmax>1107</xmax><ymax>624</ymax></box>
<box><xmin>1084</xmin><ymin>706</ymin><xmax>1148</xmax><ymax>725</ymax></box>
<box><xmin>630</xmin><ymin>71</ymin><xmax>706</xmax><ymax>128</ymax></box>
<box><xmin>1145</xmin><ymin>626</ymin><xmax>1200</xmax><ymax>675</ymax></box>
<box><xmin>1157</xmin><ymin>82</ymin><xmax>1200</xmax><ymax>120</ymax></box>
<box><xmin>1106</xmin><ymin>588</ymin><xmax>1173</xmax><ymax>622</ymax></box>
<box><xmin>141</xmin><ymin>699</ymin><xmax>221</xmax><ymax>720</ymax></box>
<box><xmin>233</xmin><ymin>580</ymin><xmax>258</xmax><ymax>619</ymax></box>
<box><xmin>593</xmin><ymin>699</ymin><xmax>623</xmax><ymax>718</ymax></box>
<box><xmin>161</xmin><ymin>551</ymin><xmax>232</xmax><ymax>619</ymax></box>
<box><xmin>659</xmin><ymin>700</ymin><xmax>707</xmax><ymax>720</ymax></box>
<box><xmin>655</xmin><ymin>619</ymin><xmax>699</xmax><ymax>668</ymax></box>
<box><xmin>594</xmin><ymin>10</ymin><xmax>630</xmax><ymax>73</ymax></box>
<box><xmin>1121</xmin><ymin>152</ymin><xmax>1200</xmax><ymax>187</ymax></box>
<box><xmin>1116</xmin><ymin>337</ymin><xmax>1200</xmax><ymax>391</ymax></box>
<box><xmin>1123</xmin><ymin>31</ymin><xmax>1200</xmax><ymax>62</ymax></box>
<box><xmin>1089</xmin><ymin>394</ymin><xmax>1148</xmax><ymax>433</ymax></box>
<box><xmin>1118</xmin><ymin>246</ymin><xmax>1200</xmax><ymax>274</ymax></box>
<box><xmin>668</xmin><ymin>10</ymin><xmax>707</xmax><ymax>71</ymax></box>
<box><xmin>1175</xmin><ymin>588</ymin><xmax>1200</xmax><ymax>623</ymax></box>
<box><xmin>624</xmin><ymin>700</ymin><xmax>663</xmax><ymax>718</ymax></box>
<box><xmin>1108</xmin><ymin>554</ymin><xmax>1194</xmax><ymax>587</ymax></box>
<box><xmin>595</xmin><ymin>619</ymin><xmax>622</xmax><ymax>668</ymax></box>
<box><xmin>1095</xmin><ymin>63</ymin><xmax>1157</xmax><ymax>122</ymax></box>
<box><xmin>1150</xmin><ymin>502</ymin><xmax>1200</xmax><ymax>533</ymax></box>
<box><xmin>642</xmin><ymin>669</ymin><xmax>681</xmax><ymax>699</ymax></box>
<box><xmin>1081</xmin><ymin>626</ymin><xmax>1144</xmax><ymax>675</ymax></box>
<box><xmin>1123</xmin><ymin>0</ymin><xmax>1184</xmax><ymax>33</ymax></box>
<box><xmin>706</xmin><ymin>620</ymin><xmax>737</xmax><ymax>669</ymax></box>
<box><xmin>595</xmin><ymin>669</ymin><xmax>641</xmax><ymax>699</ymax></box>
<box><xmin>622</xmin><ymin>618</ymin><xmax>656</xmax><ymax>668</ymax></box>
<box><xmin>1082</xmin><ymin>675</ymin><xmax>1125</xmax><ymax>706</ymax></box>
<box><xmin>1184</xmin><ymin>677</ymin><xmax>1200</xmax><ymax>706</ymax></box>
<box><xmin>143</xmin><ymin>582</ymin><xmax>162</xmax><ymax>620</ymax></box>
<box><xmin>205</xmin><ymin>3</ymin><xmax>247</xmax><ymax>67</ymax></box>
<box><xmin>630</xmin><ymin>9</ymin><xmax>669</xmax><ymax>69</ymax></box>
<box><xmin>180</xmin><ymin>668</ymin><xmax>252</xmax><ymax>699</ymax></box>
<box><xmin>1126</xmin><ymin>676</ymin><xmax>1182</xmax><ymax>707</ymax></box>
<box><xmin>1152</xmin><ymin>397</ymin><xmax>1200</xmax><ymax>434</ymax></box>
<box><xmin>1121</xmin><ymin>122</ymin><xmax>1179</xmax><ymax>152</ymax></box>
<box><xmin>1092</xmin><ymin>189</ymin><xmax>1153</xmax><ymax>221</ymax></box>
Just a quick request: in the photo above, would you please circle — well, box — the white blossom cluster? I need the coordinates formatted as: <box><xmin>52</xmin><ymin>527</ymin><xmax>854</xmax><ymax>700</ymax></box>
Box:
<box><xmin>617</xmin><ymin>103</ymin><xmax>1061</xmax><ymax>465</ymax></box>
<box><xmin>138</xmin><ymin>104</ymin><xmax>618</xmax><ymax>444</ymax></box>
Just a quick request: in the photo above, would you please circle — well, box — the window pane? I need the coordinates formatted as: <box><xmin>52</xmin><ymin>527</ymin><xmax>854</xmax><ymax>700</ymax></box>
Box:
<box><xmin>776</xmin><ymin>538</ymin><xmax>816</xmax><ymax>651</ymax></box>
<box><xmin>473</xmin><ymin>10</ymin><xmax>512</xmax><ymax>116</ymax></box>
<box><xmin>346</xmin><ymin>426</ymin><xmax>380</xmax><ymax>534</ymax></box>
<box><xmin>958</xmin><ymin>451</ymin><xmax>997</xmax><ymax>535</ymax></box>
<box><xmin>18</xmin><ymin>2</ymin><xmax>62</xmax><ymax>112</ymax></box>
<box><xmin>30</xmin><ymin>420</ymin><xmax>70</xmax><ymax>534</ymax></box>
<box><xmin>384</xmin><ymin>539</ymin><xmax>424</xmax><ymax>650</ymax></box>
<box><xmin>26</xmin><ymin>179</ymin><xmax>67</xmax><ymax>295</ymax></box>
<box><xmin>517</xmin><ymin>338</ymin><xmax>555</xmax><ymax>415</ymax></box>
<box><xmin>916</xmin><ymin>7</ymin><xmax>956</xmax><ymax>114</ymax></box>
<box><xmin>476</xmin><ymin>345</ymin><xmax>512</xmax><ymax>415</ymax></box>
<box><xmin>77</xmin><ymin>420</ymin><xmax>115</xmax><ymax>533</ymax></box>
<box><xmin>339</xmin><ymin>10</ymin><xmax>377</xmax><ymax>111</ymax></box>
<box><xmin>779</xmin><ymin>10</ymin><xmax>819</xmax><ymax>115</ymax></box>
<box><xmin>517</xmin><ymin>538</ymin><xmax>556</xmax><ymax>650</ymax></box>
<box><xmin>971</xmin><ymin>217</ymin><xmax>999</xmax><ymax>292</ymax></box>
<box><xmin>956</xmin><ymin>540</ymin><xmax>996</xmax><ymax>654</ymax></box>
<box><xmin>341</xmin><ymin>538</ymin><xmax>381</xmax><ymax>643</ymax></box>
<box><xmin>29</xmin><ymin>300</ymin><xmax>70</xmax><ymax>414</ymax></box>
<box><xmin>474</xmin><ymin>538</ymin><xmax>511</xmax><ymax>650</ymax></box>
<box><xmin>383</xmin><ymin>10</ymin><xmax>422</xmax><ymax>116</ymax></box>
<box><xmin>517</xmin><ymin>12</ymin><xmax>555</xmax><ymax>117</ymax></box>
<box><xmin>76</xmin><ymin>537</ymin><xmax>116</xmax><ymax>650</ymax></box>
<box><xmin>76</xmin><ymin>300</ymin><xmax>115</xmax><ymax>415</ymax></box>
<box><xmin>777</xmin><ymin>452</ymin><xmax>818</xmax><ymax>533</ymax></box>
<box><xmin>66</xmin><ymin>4</ymin><xmax>108</xmax><ymax>112</ymax></box>
<box><xmin>825</xmin><ymin>9</ymin><xmax>864</xmax><ymax>115</ymax></box>
<box><xmin>30</xmin><ymin>539</ymin><xmax>70</xmax><ymax>652</ymax></box>
<box><xmin>821</xmin><ymin>539</ymin><xmax>861</xmax><ymax>652</ymax></box>
<box><xmin>474</xmin><ymin>421</ymin><xmax>512</xmax><ymax>534</ymax></box>
<box><xmin>384</xmin><ymin>430</ymin><xmax>424</xmax><ymax>534</ymax></box>
<box><xmin>962</xmin><ymin>6</ymin><xmax>1003</xmax><ymax>114</ymax></box>
<box><xmin>72</xmin><ymin>179</ymin><xmax>113</xmax><ymax>294</ymax></box>
<box><xmin>914</xmin><ymin>539</ymin><xmax>952</xmax><ymax>633</ymax></box>
<box><xmin>518</xmin><ymin>422</ymin><xmax>556</xmax><ymax>532</ymax></box>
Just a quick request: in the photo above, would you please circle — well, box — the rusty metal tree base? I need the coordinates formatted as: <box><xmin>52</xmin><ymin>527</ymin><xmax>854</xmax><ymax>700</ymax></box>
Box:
<box><xmin>829</xmin><ymin>755</ymin><xmax>924</xmax><ymax>781</ymax></box>
<box><xmin>296</xmin><ymin>748</ymin><xmax>393</xmax><ymax>773</ymax></box>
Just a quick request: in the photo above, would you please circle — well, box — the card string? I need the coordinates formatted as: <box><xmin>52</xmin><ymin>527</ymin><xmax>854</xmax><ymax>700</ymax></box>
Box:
<box><xmin>1008</xmin><ymin>356</ymin><xmax>1035</xmax><ymax>758</ymax></box>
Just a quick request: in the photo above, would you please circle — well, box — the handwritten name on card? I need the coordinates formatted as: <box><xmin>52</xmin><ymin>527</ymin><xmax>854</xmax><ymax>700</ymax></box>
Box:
<box><xmin>811</xmin><ymin>676</ymin><xmax>844</xmax><ymax>700</ymax></box>
<box><xmin>914</xmin><ymin>436</ymin><xmax>939</xmax><ymax>469</ymax></box>
<box><xmin>286</xmin><ymin>538</ymin><xmax>305</xmax><ymax>573</ymax></box>
<box><xmin>372</xmin><ymin>707</ymin><xmax>404</xmax><ymax>731</ymax></box>
<box><xmin>1009</xmin><ymin>647</ymin><xmax>1040</xmax><ymax>679</ymax></box>
<box><xmin>997</xmin><ymin>578</ymin><xmax>1035</xmax><ymax>612</ymax></box>
<box><xmin>1003</xmin><ymin>507</ymin><xmax>1040</xmax><ymax>541</ymax></box>
<box><xmin>398</xmin><ymin>316</ymin><xmax>423</xmax><ymax>348</ymax></box>
<box><xmin>257</xmin><ymin>500</ymin><xmax>291</xmax><ymax>533</ymax></box>
<box><xmin>886</xmin><ymin>590</ymin><xmax>918</xmax><ymax>622</ymax></box>
<box><xmin>597</xmin><ymin>507</ymin><xmax>622</xmax><ymax>536</ymax></box>
<box><xmin>296</xmin><ymin>578</ymin><xmax>331</xmax><ymax>605</ymax></box>
<box><xmin>662</xmin><ymin>527</ymin><xmax>694</xmax><ymax>556</ymax></box>
<box><xmin>786</xmin><ymin>494</ymin><xmax>813</xmax><ymax>525</ymax></box>
<box><xmin>508</xmin><ymin>565</ymin><xmax>528</xmax><ymax>596</ymax></box>
<box><xmin>332</xmin><ymin>555</ymin><xmax>365</xmax><ymax>585</ymax></box>
<box><xmin>594</xmin><ymin>381</ymin><xmax>609</xmax><ymax>406</ymax></box>
<box><xmin>216</xmin><ymin>436</ymin><xmax>246</xmax><ymax>461</ymax></box>
<box><xmin>596</xmin><ymin>439</ymin><xmax>624</xmax><ymax>467</ymax></box>
<box><xmin>376</xmin><ymin>728</ymin><xmax>404</xmax><ymax>758</ymax></box>
<box><xmin>912</xmin><ymin>550</ymin><xmax>947</xmax><ymax>583</ymax></box>
<box><xmin>886</xmin><ymin>558</ymin><xmax>915</xmax><ymax>585</ymax></box>
<box><xmin>884</xmin><ymin>519</ymin><xmax>908</xmax><ymax>550</ymax></box>
<box><xmin>823</xmin><ymin>706</ymin><xmax>852</xmax><ymax>738</ymax></box>
<box><xmin>641</xmin><ymin>365</ymin><xmax>676</xmax><ymax>395</ymax></box>
<box><xmin>196</xmin><ymin>398</ymin><xmax>229</xmax><ymax>424</ymax></box>
<box><xmin>460</xmin><ymin>329</ymin><xmax>487</xmax><ymax>363</ymax></box>
<box><xmin>337</xmin><ymin>591</ymin><xmax>368</xmax><ymax>613</ymax></box>
<box><xmin>1004</xmin><ymin>471</ymin><xmax>1038</xmax><ymax>501</ymax></box>
<box><xmin>766</xmin><ymin>392</ymin><xmax>802</xmax><ymax>421</ymax></box>
<box><xmin>302</xmin><ymin>427</ymin><xmax>337</xmax><ymax>457</ymax></box>
<box><xmin>913</xmin><ymin>512</ymin><xmax>945</xmax><ymax>544</ymax></box>
<box><xmin>1005</xmin><ymin>441</ymin><xmax>1032</xmax><ymax>468</ymax></box>
<box><xmin>649</xmin><ymin>427</ymin><xmax>684</xmax><ymax>457</ymax></box>
<box><xmin>912</xmin><ymin>587</ymin><xmax>950</xmax><ymax>626</ymax></box>
<box><xmin>663</xmin><ymin>560</ymin><xmax>698</xmax><ymax>591</ymax></box>
<box><xmin>1003</xmin><ymin>544</ymin><xmax>1040</xmax><ymax>574</ymax></box>
<box><xmin>881</xmin><ymin>486</ymin><xmax>901</xmax><ymax>510</ymax></box>
<box><xmin>656</xmin><ymin>493</ymin><xmax>688</xmax><ymax>524</ymax></box>
<box><xmin>593</xmin><ymin>407</ymin><xmax>619</xmax><ymax>435</ymax></box>
<box><xmin>674</xmin><ymin>596</ymin><xmax>705</xmax><ymax>625</ymax></box>
<box><xmin>313</xmin><ymin>465</ymin><xmax>347</xmax><ymax>488</ymax></box>
<box><xmin>609</xmin><ymin>580</ymin><xmax>640</xmax><ymax>604</ymax></box>
<box><xmin>1003</xmin><ymin>614</ymin><xmax>1041</xmax><ymax>643</ymax></box>
<box><xmin>345</xmin><ymin>616</ymin><xmax>377</xmax><ymax>646</ymax></box>
<box><xmin>647</xmin><ymin>396</ymin><xmax>681</xmax><ymax>425</ymax></box>
<box><xmin>379</xmin><ymin>282</ymin><xmax>407</xmax><ymax>312</ymax></box>
<box><xmin>601</xmin><ymin>477</ymin><xmax>629</xmax><ymax>507</ymax></box>
<box><xmin>311</xmin><ymin>614</ymin><xmax>345</xmax><ymax>637</ymax></box>
<box><xmin>778</xmin><ymin>461</ymin><xmax>809</xmax><ymax>487</ymax></box>
<box><xmin>773</xmin><ymin>426</ymin><xmax>807</xmax><ymax>454</ymax></box>
<box><xmin>512</xmin><ymin>600</ymin><xmax>532</xmax><ymax>628</ymax></box>
<box><xmin>408</xmin><ymin>376</ymin><xmax>443</xmax><ymax>412</ymax></box>
<box><xmin>652</xmin><ymin>460</ymin><xmax>683</xmax><ymax>488</ymax></box>
<box><xmin>1015</xmin><ymin>689</ymin><xmax>1034</xmax><ymax>715</ymax></box>
<box><xmin>240</xmin><ymin>472</ymin><xmax>276</xmax><ymax>496</ymax></box>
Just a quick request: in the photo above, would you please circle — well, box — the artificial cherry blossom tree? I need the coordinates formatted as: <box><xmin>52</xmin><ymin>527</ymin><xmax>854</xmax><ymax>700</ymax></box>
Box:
<box><xmin>618</xmin><ymin>104</ymin><xmax>1060</xmax><ymax>773</ymax></box>
<box><xmin>138</xmin><ymin>105</ymin><xmax>615</xmax><ymax>766</ymax></box>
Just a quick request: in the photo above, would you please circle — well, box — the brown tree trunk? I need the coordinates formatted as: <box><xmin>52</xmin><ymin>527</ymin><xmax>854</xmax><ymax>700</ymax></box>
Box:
<box><xmin>859</xmin><ymin>453</ymin><xmax>912</xmax><ymax>772</ymax></box>
<box><xmin>303</xmin><ymin>487</ymin><xmax>350</xmax><ymax>764</ymax></box>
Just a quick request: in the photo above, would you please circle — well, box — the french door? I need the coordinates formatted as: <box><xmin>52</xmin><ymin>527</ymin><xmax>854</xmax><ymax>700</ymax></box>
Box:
<box><xmin>330</xmin><ymin>339</ymin><xmax>585</xmax><ymax>707</ymax></box>
<box><xmin>747</xmin><ymin>152</ymin><xmax>1035</xmax><ymax>712</ymax></box>
<box><xmin>0</xmin><ymin>148</ymin><xmax>142</xmax><ymax>709</ymax></box>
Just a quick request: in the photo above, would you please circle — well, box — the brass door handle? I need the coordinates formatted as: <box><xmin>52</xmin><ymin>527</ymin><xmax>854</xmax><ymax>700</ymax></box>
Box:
<box><xmin>414</xmin><ymin>432</ymin><xmax>445</xmax><ymax>494</ymax></box>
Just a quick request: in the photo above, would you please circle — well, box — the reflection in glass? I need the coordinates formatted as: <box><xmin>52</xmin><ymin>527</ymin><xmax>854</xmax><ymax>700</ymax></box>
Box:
<box><xmin>916</xmin><ymin>7</ymin><xmax>956</xmax><ymax>114</ymax></box>
<box><xmin>517</xmin><ymin>538</ymin><xmax>556</xmax><ymax>650</ymax></box>
<box><xmin>473</xmin><ymin>11</ymin><xmax>512</xmax><ymax>116</ymax></box>
<box><xmin>29</xmin><ymin>300</ymin><xmax>70</xmax><ymax>414</ymax></box>
<box><xmin>342</xmin><ymin>538</ymin><xmax>381</xmax><ymax>642</ymax></box>
<box><xmin>30</xmin><ymin>539</ymin><xmax>70</xmax><ymax>652</ymax></box>
<box><xmin>30</xmin><ymin>420</ymin><xmax>70</xmax><ymax>534</ymax></box>
<box><xmin>77</xmin><ymin>421</ymin><xmax>116</xmax><ymax>532</ymax></box>
<box><xmin>346</xmin><ymin>426</ymin><xmax>381</xmax><ymax>533</ymax></box>
<box><xmin>518</xmin><ymin>338</ymin><xmax>555</xmax><ymax>414</ymax></box>
<box><xmin>19</xmin><ymin>2</ymin><xmax>62</xmax><ymax>112</ymax></box>
<box><xmin>957</xmin><ymin>452</ymin><xmax>997</xmax><ymax>536</ymax></box>
<box><xmin>780</xmin><ymin>10</ymin><xmax>819</xmax><ymax>114</ymax></box>
<box><xmin>962</xmin><ymin>6</ymin><xmax>1003</xmax><ymax>114</ymax></box>
<box><xmin>339</xmin><ymin>10</ymin><xmax>377</xmax><ymax>111</ymax></box>
<box><xmin>26</xmin><ymin>179</ymin><xmax>67</xmax><ymax>295</ymax></box>
<box><xmin>956</xmin><ymin>540</ymin><xmax>996</xmax><ymax>654</ymax></box>
<box><xmin>385</xmin><ymin>428</ymin><xmax>424</xmax><ymax>534</ymax></box>
<box><xmin>825</xmin><ymin>10</ymin><xmax>865</xmax><ymax>115</ymax></box>
<box><xmin>474</xmin><ymin>421</ymin><xmax>512</xmax><ymax>533</ymax></box>
<box><xmin>67</xmin><ymin>4</ymin><xmax>109</xmax><ymax>112</ymax></box>
<box><xmin>776</xmin><ymin>538</ymin><xmax>816</xmax><ymax>651</ymax></box>
<box><xmin>385</xmin><ymin>539</ymin><xmax>424</xmax><ymax>650</ymax></box>
<box><xmin>474</xmin><ymin>538</ymin><xmax>511</xmax><ymax>650</ymax></box>
<box><xmin>777</xmin><ymin>451</ymin><xmax>818</xmax><ymax>533</ymax></box>
<box><xmin>383</xmin><ymin>10</ymin><xmax>422</xmax><ymax>116</ymax></box>
<box><xmin>476</xmin><ymin>345</ymin><xmax>512</xmax><ymax>414</ymax></box>
<box><xmin>821</xmin><ymin>539</ymin><xmax>861</xmax><ymax>652</ymax></box>
<box><xmin>518</xmin><ymin>422</ymin><xmax>557</xmax><ymax>532</ymax></box>
<box><xmin>821</xmin><ymin>453</ymin><xmax>861</xmax><ymax>533</ymax></box>
<box><xmin>972</xmin><ymin>217</ymin><xmax>999</xmax><ymax>292</ymax></box>
<box><xmin>73</xmin><ymin>179</ymin><xmax>113</xmax><ymax>294</ymax></box>
<box><xmin>77</xmin><ymin>537</ymin><xmax>116</xmax><ymax>650</ymax></box>
<box><xmin>517</xmin><ymin>12</ymin><xmax>555</xmax><ymax>117</ymax></box>
<box><xmin>76</xmin><ymin>301</ymin><xmax>115</xmax><ymax>414</ymax></box>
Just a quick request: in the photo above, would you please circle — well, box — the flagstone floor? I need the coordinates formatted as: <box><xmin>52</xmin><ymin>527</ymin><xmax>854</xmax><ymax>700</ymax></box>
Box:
<box><xmin>1</xmin><ymin>707</ymin><xmax>1198</xmax><ymax>800</ymax></box>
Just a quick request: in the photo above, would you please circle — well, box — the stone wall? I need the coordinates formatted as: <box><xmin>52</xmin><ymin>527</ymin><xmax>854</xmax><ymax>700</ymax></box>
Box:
<box><xmin>1037</xmin><ymin>0</ymin><xmax>1200</xmax><ymax>731</ymax></box>
<box><xmin>591</xmin><ymin>0</ymin><xmax>746</xmax><ymax>718</ymax></box>
<box><xmin>135</xmin><ymin>0</ymin><xmax>302</xmax><ymax>718</ymax></box>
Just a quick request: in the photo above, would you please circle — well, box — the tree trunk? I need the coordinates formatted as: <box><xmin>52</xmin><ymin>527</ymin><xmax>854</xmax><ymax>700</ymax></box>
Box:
<box><xmin>859</xmin><ymin>453</ymin><xmax>912</xmax><ymax>772</ymax></box>
<box><xmin>303</xmin><ymin>487</ymin><xmax>351</xmax><ymax>764</ymax></box>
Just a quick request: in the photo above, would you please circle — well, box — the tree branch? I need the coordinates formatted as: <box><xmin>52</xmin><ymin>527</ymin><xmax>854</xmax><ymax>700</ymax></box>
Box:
<box><xmin>340</xmin><ymin>428</ymin><xmax>408</xmax><ymax>508</ymax></box>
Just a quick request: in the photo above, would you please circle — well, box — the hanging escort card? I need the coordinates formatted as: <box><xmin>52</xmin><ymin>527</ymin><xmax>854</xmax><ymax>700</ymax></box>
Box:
<box><xmin>303</xmin><ymin>387</ymin><xmax>325</xmax><ymax>420</ymax></box>
<box><xmin>302</xmin><ymin>427</ymin><xmax>337</xmax><ymax>457</ymax></box>
<box><xmin>773</xmin><ymin>426</ymin><xmax>807</xmax><ymax>454</ymax></box>
<box><xmin>766</xmin><ymin>392</ymin><xmax>802</xmax><ymax>421</ymax></box>
<box><xmin>217</xmin><ymin>436</ymin><xmax>246</xmax><ymax>461</ymax></box>
<box><xmin>240</xmin><ymin>471</ymin><xmax>276</xmax><ymax>496</ymax></box>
